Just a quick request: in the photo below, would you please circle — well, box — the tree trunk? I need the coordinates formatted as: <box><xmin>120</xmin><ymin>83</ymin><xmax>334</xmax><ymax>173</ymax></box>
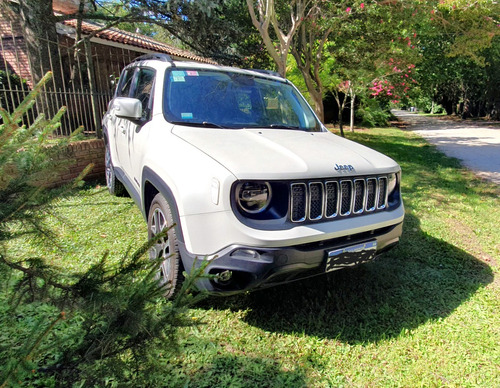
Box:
<box><xmin>18</xmin><ymin>0</ymin><xmax>63</xmax><ymax>120</ymax></box>
<box><xmin>333</xmin><ymin>93</ymin><xmax>346</xmax><ymax>137</ymax></box>
<box><xmin>350</xmin><ymin>93</ymin><xmax>355</xmax><ymax>132</ymax></box>
<box><xmin>18</xmin><ymin>0</ymin><xmax>60</xmax><ymax>85</ymax></box>
<box><xmin>338</xmin><ymin>117</ymin><xmax>344</xmax><ymax>137</ymax></box>
<box><xmin>312</xmin><ymin>94</ymin><xmax>325</xmax><ymax>123</ymax></box>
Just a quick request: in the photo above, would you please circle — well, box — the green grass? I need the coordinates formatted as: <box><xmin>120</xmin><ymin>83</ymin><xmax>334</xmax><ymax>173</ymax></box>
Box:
<box><xmin>2</xmin><ymin>127</ymin><xmax>500</xmax><ymax>387</ymax></box>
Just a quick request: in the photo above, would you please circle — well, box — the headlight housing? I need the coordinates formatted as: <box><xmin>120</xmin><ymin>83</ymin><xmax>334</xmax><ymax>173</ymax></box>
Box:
<box><xmin>387</xmin><ymin>171</ymin><xmax>401</xmax><ymax>207</ymax></box>
<box><xmin>236</xmin><ymin>181</ymin><xmax>271</xmax><ymax>214</ymax></box>
<box><xmin>387</xmin><ymin>172</ymin><xmax>397</xmax><ymax>195</ymax></box>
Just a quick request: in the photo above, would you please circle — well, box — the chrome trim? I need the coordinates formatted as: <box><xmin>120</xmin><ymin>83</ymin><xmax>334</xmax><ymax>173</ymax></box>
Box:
<box><xmin>340</xmin><ymin>180</ymin><xmax>353</xmax><ymax>216</ymax></box>
<box><xmin>289</xmin><ymin>174</ymin><xmax>392</xmax><ymax>223</ymax></box>
<box><xmin>308</xmin><ymin>182</ymin><xmax>324</xmax><ymax>220</ymax></box>
<box><xmin>377</xmin><ymin>177</ymin><xmax>388</xmax><ymax>210</ymax></box>
<box><xmin>325</xmin><ymin>181</ymin><xmax>339</xmax><ymax>218</ymax></box>
<box><xmin>365</xmin><ymin>178</ymin><xmax>377</xmax><ymax>212</ymax></box>
<box><xmin>290</xmin><ymin>183</ymin><xmax>307</xmax><ymax>222</ymax></box>
<box><xmin>353</xmin><ymin>179</ymin><xmax>366</xmax><ymax>214</ymax></box>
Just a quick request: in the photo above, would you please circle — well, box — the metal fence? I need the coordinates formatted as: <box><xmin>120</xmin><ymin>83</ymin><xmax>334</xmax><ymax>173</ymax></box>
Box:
<box><xmin>0</xmin><ymin>26</ymin><xmax>142</xmax><ymax>138</ymax></box>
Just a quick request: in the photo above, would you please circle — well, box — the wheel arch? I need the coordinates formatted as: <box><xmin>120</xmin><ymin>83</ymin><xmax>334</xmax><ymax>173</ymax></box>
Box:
<box><xmin>142</xmin><ymin>166</ymin><xmax>185</xmax><ymax>244</ymax></box>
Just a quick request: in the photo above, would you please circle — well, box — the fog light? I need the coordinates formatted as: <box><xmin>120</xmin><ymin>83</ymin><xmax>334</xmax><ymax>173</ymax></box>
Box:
<box><xmin>230</xmin><ymin>249</ymin><xmax>260</xmax><ymax>259</ymax></box>
<box><xmin>216</xmin><ymin>270</ymin><xmax>233</xmax><ymax>284</ymax></box>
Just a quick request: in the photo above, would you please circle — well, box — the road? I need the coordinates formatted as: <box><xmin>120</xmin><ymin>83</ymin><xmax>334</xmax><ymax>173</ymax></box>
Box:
<box><xmin>392</xmin><ymin>110</ymin><xmax>500</xmax><ymax>185</ymax></box>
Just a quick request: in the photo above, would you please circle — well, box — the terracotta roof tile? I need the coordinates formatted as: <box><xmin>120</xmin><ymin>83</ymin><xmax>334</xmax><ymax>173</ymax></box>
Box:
<box><xmin>61</xmin><ymin>19</ymin><xmax>217</xmax><ymax>65</ymax></box>
<box><xmin>53</xmin><ymin>0</ymin><xmax>82</xmax><ymax>15</ymax></box>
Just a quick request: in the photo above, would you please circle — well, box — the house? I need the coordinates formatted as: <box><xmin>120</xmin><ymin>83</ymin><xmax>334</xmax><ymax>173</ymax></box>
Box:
<box><xmin>0</xmin><ymin>0</ymin><xmax>216</xmax><ymax>137</ymax></box>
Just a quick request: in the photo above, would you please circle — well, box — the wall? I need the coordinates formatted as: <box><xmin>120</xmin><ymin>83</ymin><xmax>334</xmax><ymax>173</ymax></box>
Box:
<box><xmin>58</xmin><ymin>139</ymin><xmax>105</xmax><ymax>185</ymax></box>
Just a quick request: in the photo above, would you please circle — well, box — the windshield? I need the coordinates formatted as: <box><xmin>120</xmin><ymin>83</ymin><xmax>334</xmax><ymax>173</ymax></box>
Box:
<box><xmin>163</xmin><ymin>69</ymin><xmax>322</xmax><ymax>131</ymax></box>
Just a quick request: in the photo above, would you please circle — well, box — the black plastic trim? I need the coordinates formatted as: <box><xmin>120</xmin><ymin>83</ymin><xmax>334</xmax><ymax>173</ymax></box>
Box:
<box><xmin>179</xmin><ymin>221</ymin><xmax>403</xmax><ymax>294</ymax></box>
<box><xmin>141</xmin><ymin>166</ymin><xmax>185</xmax><ymax>244</ymax></box>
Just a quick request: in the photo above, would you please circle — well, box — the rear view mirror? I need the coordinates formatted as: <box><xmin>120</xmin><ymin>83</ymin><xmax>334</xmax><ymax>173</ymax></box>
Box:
<box><xmin>112</xmin><ymin>97</ymin><xmax>142</xmax><ymax>120</ymax></box>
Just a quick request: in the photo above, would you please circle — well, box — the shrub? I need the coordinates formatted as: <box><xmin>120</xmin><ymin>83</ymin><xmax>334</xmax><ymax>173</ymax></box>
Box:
<box><xmin>356</xmin><ymin>99</ymin><xmax>393</xmax><ymax>127</ymax></box>
<box><xmin>0</xmin><ymin>73</ymin><xmax>205</xmax><ymax>387</ymax></box>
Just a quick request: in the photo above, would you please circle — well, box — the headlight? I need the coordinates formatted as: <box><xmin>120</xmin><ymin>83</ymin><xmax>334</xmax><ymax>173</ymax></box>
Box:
<box><xmin>387</xmin><ymin>171</ymin><xmax>401</xmax><ymax>208</ymax></box>
<box><xmin>236</xmin><ymin>182</ymin><xmax>271</xmax><ymax>214</ymax></box>
<box><xmin>387</xmin><ymin>172</ymin><xmax>398</xmax><ymax>195</ymax></box>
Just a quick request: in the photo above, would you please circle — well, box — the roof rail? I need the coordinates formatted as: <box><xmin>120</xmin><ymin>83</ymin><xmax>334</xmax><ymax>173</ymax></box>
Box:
<box><xmin>133</xmin><ymin>53</ymin><xmax>175</xmax><ymax>64</ymax></box>
<box><xmin>248</xmin><ymin>69</ymin><xmax>283</xmax><ymax>78</ymax></box>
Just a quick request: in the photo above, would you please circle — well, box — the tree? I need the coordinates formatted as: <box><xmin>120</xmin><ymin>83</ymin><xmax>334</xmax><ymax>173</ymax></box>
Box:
<box><xmin>0</xmin><ymin>73</ymin><xmax>205</xmax><ymax>386</ymax></box>
<box><xmin>410</xmin><ymin>0</ymin><xmax>500</xmax><ymax>118</ymax></box>
<box><xmin>14</xmin><ymin>0</ymin><xmax>61</xmax><ymax>86</ymax></box>
<box><xmin>246</xmin><ymin>0</ymin><xmax>313</xmax><ymax>76</ymax></box>
<box><xmin>289</xmin><ymin>1</ymin><xmax>334</xmax><ymax>122</ymax></box>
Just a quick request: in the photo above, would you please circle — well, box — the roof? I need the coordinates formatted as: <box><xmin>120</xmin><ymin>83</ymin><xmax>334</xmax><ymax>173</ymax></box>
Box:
<box><xmin>53</xmin><ymin>0</ymin><xmax>81</xmax><ymax>14</ymax></box>
<box><xmin>60</xmin><ymin>19</ymin><xmax>218</xmax><ymax>65</ymax></box>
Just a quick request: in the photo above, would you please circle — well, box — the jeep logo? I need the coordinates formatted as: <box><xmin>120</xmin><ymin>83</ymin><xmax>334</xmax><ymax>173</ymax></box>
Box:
<box><xmin>334</xmin><ymin>164</ymin><xmax>355</xmax><ymax>172</ymax></box>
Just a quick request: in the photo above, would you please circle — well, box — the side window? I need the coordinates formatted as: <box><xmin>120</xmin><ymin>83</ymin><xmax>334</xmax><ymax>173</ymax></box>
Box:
<box><xmin>116</xmin><ymin>68</ymin><xmax>135</xmax><ymax>97</ymax></box>
<box><xmin>132</xmin><ymin>68</ymin><xmax>156</xmax><ymax>120</ymax></box>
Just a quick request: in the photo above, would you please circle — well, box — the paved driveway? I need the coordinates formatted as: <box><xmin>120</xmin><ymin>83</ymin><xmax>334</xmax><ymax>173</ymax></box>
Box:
<box><xmin>393</xmin><ymin>110</ymin><xmax>500</xmax><ymax>185</ymax></box>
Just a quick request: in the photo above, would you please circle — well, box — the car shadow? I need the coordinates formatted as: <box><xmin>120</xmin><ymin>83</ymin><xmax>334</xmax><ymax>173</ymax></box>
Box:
<box><xmin>199</xmin><ymin>212</ymin><xmax>493</xmax><ymax>344</ymax></box>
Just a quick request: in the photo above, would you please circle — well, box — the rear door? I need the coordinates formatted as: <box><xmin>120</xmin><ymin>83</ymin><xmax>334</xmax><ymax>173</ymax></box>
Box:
<box><xmin>112</xmin><ymin>67</ymin><xmax>136</xmax><ymax>177</ymax></box>
<box><xmin>127</xmin><ymin>67</ymin><xmax>156</xmax><ymax>189</ymax></box>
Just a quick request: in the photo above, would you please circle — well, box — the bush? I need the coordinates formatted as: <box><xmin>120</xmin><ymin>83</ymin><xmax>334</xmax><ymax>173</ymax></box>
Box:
<box><xmin>0</xmin><ymin>73</ymin><xmax>205</xmax><ymax>387</ymax></box>
<box><xmin>356</xmin><ymin>99</ymin><xmax>393</xmax><ymax>127</ymax></box>
<box><xmin>411</xmin><ymin>95</ymin><xmax>446</xmax><ymax>114</ymax></box>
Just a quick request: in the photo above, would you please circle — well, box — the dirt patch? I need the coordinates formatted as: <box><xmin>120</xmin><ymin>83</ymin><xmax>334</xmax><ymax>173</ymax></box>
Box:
<box><xmin>389</xmin><ymin>120</ymin><xmax>410</xmax><ymax>130</ymax></box>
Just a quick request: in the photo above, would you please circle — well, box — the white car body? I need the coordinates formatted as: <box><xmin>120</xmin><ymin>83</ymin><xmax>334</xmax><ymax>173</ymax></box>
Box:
<box><xmin>103</xmin><ymin>54</ymin><xmax>404</xmax><ymax>294</ymax></box>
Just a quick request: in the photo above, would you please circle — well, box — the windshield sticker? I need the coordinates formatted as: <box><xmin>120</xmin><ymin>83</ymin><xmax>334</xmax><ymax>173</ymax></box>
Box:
<box><xmin>186</xmin><ymin>71</ymin><xmax>199</xmax><ymax>76</ymax></box>
<box><xmin>171</xmin><ymin>71</ymin><xmax>186</xmax><ymax>82</ymax></box>
<box><xmin>181</xmin><ymin>112</ymin><xmax>193</xmax><ymax>119</ymax></box>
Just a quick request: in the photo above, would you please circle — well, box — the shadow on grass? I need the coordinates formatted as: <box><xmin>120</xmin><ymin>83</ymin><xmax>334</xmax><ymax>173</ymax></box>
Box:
<box><xmin>173</xmin><ymin>354</ymin><xmax>307</xmax><ymax>387</ymax></box>
<box><xmin>200</xmin><ymin>212</ymin><xmax>493</xmax><ymax>344</ymax></box>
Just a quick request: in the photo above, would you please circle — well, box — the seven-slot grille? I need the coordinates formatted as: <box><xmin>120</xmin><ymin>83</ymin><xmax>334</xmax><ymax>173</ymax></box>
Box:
<box><xmin>290</xmin><ymin>176</ymin><xmax>388</xmax><ymax>222</ymax></box>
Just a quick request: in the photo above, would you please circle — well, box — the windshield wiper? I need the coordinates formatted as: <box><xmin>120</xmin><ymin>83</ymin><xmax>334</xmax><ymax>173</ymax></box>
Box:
<box><xmin>270</xmin><ymin>124</ymin><xmax>301</xmax><ymax>130</ymax></box>
<box><xmin>171</xmin><ymin>121</ymin><xmax>228</xmax><ymax>128</ymax></box>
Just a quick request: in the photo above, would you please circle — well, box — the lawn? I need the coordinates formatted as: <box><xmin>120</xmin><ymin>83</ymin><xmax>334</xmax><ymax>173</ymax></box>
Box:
<box><xmin>2</xmin><ymin>126</ymin><xmax>499</xmax><ymax>387</ymax></box>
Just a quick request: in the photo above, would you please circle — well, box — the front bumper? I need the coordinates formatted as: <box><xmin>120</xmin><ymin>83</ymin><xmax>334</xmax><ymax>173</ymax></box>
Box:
<box><xmin>179</xmin><ymin>221</ymin><xmax>403</xmax><ymax>293</ymax></box>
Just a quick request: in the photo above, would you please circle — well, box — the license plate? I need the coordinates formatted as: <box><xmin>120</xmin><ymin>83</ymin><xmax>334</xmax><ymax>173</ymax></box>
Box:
<box><xmin>325</xmin><ymin>240</ymin><xmax>377</xmax><ymax>272</ymax></box>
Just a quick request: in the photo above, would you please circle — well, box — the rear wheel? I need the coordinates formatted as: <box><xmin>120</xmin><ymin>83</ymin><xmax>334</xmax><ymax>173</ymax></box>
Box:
<box><xmin>147</xmin><ymin>194</ymin><xmax>184</xmax><ymax>298</ymax></box>
<box><xmin>105</xmin><ymin>142</ymin><xmax>126</xmax><ymax>196</ymax></box>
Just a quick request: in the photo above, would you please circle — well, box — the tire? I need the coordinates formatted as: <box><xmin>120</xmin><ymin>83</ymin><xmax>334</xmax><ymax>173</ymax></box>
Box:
<box><xmin>147</xmin><ymin>193</ymin><xmax>184</xmax><ymax>299</ymax></box>
<box><xmin>105</xmin><ymin>142</ymin><xmax>126</xmax><ymax>196</ymax></box>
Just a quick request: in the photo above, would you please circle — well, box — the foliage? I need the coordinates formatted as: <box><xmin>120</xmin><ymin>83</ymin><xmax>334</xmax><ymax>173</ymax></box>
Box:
<box><xmin>406</xmin><ymin>1</ymin><xmax>500</xmax><ymax>117</ymax></box>
<box><xmin>3</xmin><ymin>125</ymin><xmax>499</xmax><ymax>386</ymax></box>
<box><xmin>84</xmin><ymin>0</ymin><xmax>272</xmax><ymax>66</ymax></box>
<box><xmin>0</xmin><ymin>72</ymin><xmax>77</xmax><ymax>245</ymax></box>
<box><xmin>0</xmin><ymin>73</ymin><xmax>205</xmax><ymax>387</ymax></box>
<box><xmin>355</xmin><ymin>98</ymin><xmax>393</xmax><ymax>127</ymax></box>
<box><xmin>0</xmin><ymin>71</ymin><xmax>29</xmax><ymax>115</ymax></box>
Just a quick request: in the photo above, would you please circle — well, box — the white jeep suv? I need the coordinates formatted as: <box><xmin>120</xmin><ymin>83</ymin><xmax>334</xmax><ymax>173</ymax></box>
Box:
<box><xmin>103</xmin><ymin>54</ymin><xmax>404</xmax><ymax>297</ymax></box>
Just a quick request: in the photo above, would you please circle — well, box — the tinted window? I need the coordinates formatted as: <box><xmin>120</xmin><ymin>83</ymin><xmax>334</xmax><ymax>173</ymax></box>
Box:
<box><xmin>132</xmin><ymin>68</ymin><xmax>155</xmax><ymax>119</ymax></box>
<box><xmin>163</xmin><ymin>69</ymin><xmax>321</xmax><ymax>131</ymax></box>
<box><xmin>116</xmin><ymin>68</ymin><xmax>135</xmax><ymax>97</ymax></box>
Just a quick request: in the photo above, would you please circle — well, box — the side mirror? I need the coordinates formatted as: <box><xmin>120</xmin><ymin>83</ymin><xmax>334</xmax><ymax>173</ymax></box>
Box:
<box><xmin>112</xmin><ymin>97</ymin><xmax>143</xmax><ymax>121</ymax></box>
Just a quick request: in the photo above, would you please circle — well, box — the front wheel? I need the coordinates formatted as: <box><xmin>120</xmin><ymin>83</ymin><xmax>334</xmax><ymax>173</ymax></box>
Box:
<box><xmin>147</xmin><ymin>194</ymin><xmax>184</xmax><ymax>299</ymax></box>
<box><xmin>105</xmin><ymin>142</ymin><xmax>125</xmax><ymax>196</ymax></box>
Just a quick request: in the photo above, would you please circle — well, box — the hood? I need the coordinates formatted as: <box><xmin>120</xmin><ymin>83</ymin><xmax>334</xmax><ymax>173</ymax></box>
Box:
<box><xmin>172</xmin><ymin>126</ymin><xmax>400</xmax><ymax>180</ymax></box>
